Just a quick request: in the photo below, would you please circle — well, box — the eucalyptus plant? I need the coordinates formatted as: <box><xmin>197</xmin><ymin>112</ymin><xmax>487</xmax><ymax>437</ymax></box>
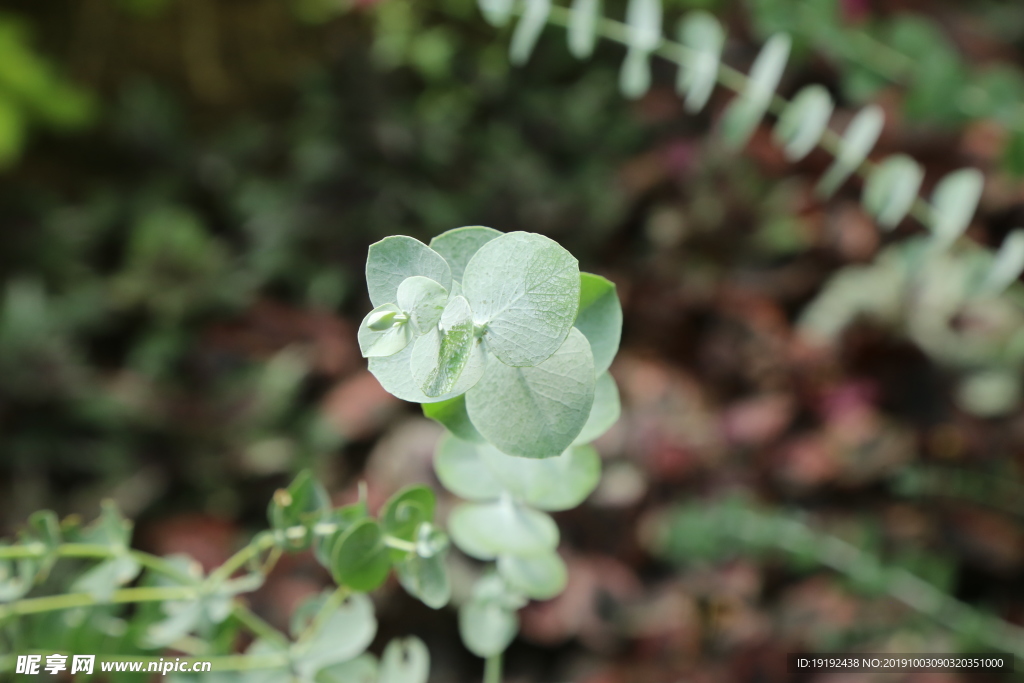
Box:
<box><xmin>360</xmin><ymin>226</ymin><xmax>622</xmax><ymax>678</ymax></box>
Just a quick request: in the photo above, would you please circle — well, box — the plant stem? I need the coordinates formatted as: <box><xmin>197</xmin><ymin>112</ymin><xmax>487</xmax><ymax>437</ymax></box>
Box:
<box><xmin>0</xmin><ymin>585</ymin><xmax>196</xmax><ymax>620</ymax></box>
<box><xmin>233</xmin><ymin>603</ymin><xmax>289</xmax><ymax>648</ymax></box>
<box><xmin>484</xmin><ymin>652</ymin><xmax>503</xmax><ymax>683</ymax></box>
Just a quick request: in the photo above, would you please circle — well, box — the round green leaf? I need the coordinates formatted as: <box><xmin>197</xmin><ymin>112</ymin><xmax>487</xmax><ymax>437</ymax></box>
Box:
<box><xmin>330</xmin><ymin>519</ymin><xmax>391</xmax><ymax>592</ymax></box>
<box><xmin>981</xmin><ymin>229</ymin><xmax>1024</xmax><ymax>295</ymax></box>
<box><xmin>510</xmin><ymin>0</ymin><xmax>551</xmax><ymax>66</ymax></box>
<box><xmin>677</xmin><ymin>11</ymin><xmax>724</xmax><ymax>113</ymax></box>
<box><xmin>620</xmin><ymin>48</ymin><xmax>652</xmax><ymax>99</ymax></box>
<box><xmin>574</xmin><ymin>274</ymin><xmax>622</xmax><ymax>375</ymax></box>
<box><xmin>396</xmin><ymin>276</ymin><xmax>448</xmax><ymax>334</ymax></box>
<box><xmin>448</xmin><ymin>499</ymin><xmax>559</xmax><ymax>560</ymax></box>
<box><xmin>358</xmin><ymin>303</ymin><xmax>412</xmax><ymax>358</ymax></box>
<box><xmin>480</xmin><ymin>443</ymin><xmax>602</xmax><ymax>511</ymax></box>
<box><xmin>434</xmin><ymin>432</ymin><xmax>505</xmax><ymax>502</ymax></box>
<box><xmin>625</xmin><ymin>0</ymin><xmax>661</xmax><ymax>52</ymax></box>
<box><xmin>296</xmin><ymin>593</ymin><xmax>378</xmax><ymax>679</ymax></box>
<box><xmin>411</xmin><ymin>295</ymin><xmax>486</xmax><ymax>398</ymax></box>
<box><xmin>459</xmin><ymin>600</ymin><xmax>518</xmax><ymax>658</ymax></box>
<box><xmin>863</xmin><ymin>155</ymin><xmax>924</xmax><ymax>229</ymax></box>
<box><xmin>574</xmin><ymin>371</ymin><xmax>621</xmax><ymax>444</ymax></box>
<box><xmin>467</xmin><ymin>328</ymin><xmax>595</xmax><ymax>458</ymax></box>
<box><xmin>314</xmin><ymin>502</ymin><xmax>368</xmax><ymax>569</ymax></box>
<box><xmin>397</xmin><ymin>550</ymin><xmax>451</xmax><ymax>609</ymax></box>
<box><xmin>429</xmin><ymin>226</ymin><xmax>502</xmax><ymax>282</ymax></box>
<box><xmin>380</xmin><ymin>485</ymin><xmax>436</xmax><ymax>544</ymax></box>
<box><xmin>478</xmin><ymin>0</ymin><xmax>513</xmax><ymax>27</ymax></box>
<box><xmin>379</xmin><ymin>637</ymin><xmax>430</xmax><ymax>683</ymax></box>
<box><xmin>930</xmin><ymin>168</ymin><xmax>984</xmax><ymax>249</ymax></box>
<box><xmin>497</xmin><ymin>551</ymin><xmax>568</xmax><ymax>600</ymax></box>
<box><xmin>366</xmin><ymin>236</ymin><xmax>452</xmax><ymax>308</ymax></box>
<box><xmin>463</xmin><ymin>232</ymin><xmax>581</xmax><ymax>367</ymax></box>
<box><xmin>774</xmin><ymin>84</ymin><xmax>833</xmax><ymax>161</ymax></box>
<box><xmin>423</xmin><ymin>394</ymin><xmax>485</xmax><ymax>444</ymax></box>
<box><xmin>817</xmin><ymin>105</ymin><xmax>884</xmax><ymax>197</ymax></box>
<box><xmin>721</xmin><ymin>34</ymin><xmax>790</xmax><ymax>150</ymax></box>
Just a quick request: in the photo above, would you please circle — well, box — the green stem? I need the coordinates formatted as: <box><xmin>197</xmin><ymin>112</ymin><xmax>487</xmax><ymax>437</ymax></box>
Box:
<box><xmin>384</xmin><ymin>536</ymin><xmax>417</xmax><ymax>553</ymax></box>
<box><xmin>0</xmin><ymin>585</ymin><xmax>196</xmax><ymax>620</ymax></box>
<box><xmin>207</xmin><ymin>532</ymin><xmax>276</xmax><ymax>585</ymax></box>
<box><xmin>233</xmin><ymin>604</ymin><xmax>289</xmax><ymax>648</ymax></box>
<box><xmin>484</xmin><ymin>652</ymin><xmax>503</xmax><ymax>683</ymax></box>
<box><xmin>295</xmin><ymin>586</ymin><xmax>351</xmax><ymax>650</ymax></box>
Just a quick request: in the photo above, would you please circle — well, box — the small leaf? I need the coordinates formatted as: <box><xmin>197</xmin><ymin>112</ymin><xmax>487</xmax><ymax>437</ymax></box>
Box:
<box><xmin>423</xmin><ymin>395</ymin><xmax>485</xmax><ymax>444</ymax></box>
<box><xmin>459</xmin><ymin>599</ymin><xmax>518</xmax><ymax>658</ymax></box>
<box><xmin>449</xmin><ymin>498</ymin><xmax>559</xmax><ymax>560</ymax></box>
<box><xmin>497</xmin><ymin>550</ymin><xmax>568</xmax><ymax>600</ymax></box>
<box><xmin>478</xmin><ymin>0</ymin><xmax>514</xmax><ymax>27</ymax></box>
<box><xmin>411</xmin><ymin>295</ymin><xmax>485</xmax><ymax>398</ymax></box>
<box><xmin>268</xmin><ymin>470</ymin><xmax>331</xmax><ymax>551</ymax></box>
<box><xmin>144</xmin><ymin>600</ymin><xmax>204</xmax><ymax>647</ymax></box>
<box><xmin>380</xmin><ymin>485</ymin><xmax>436</xmax><ymax>545</ymax></box>
<box><xmin>573</xmin><ymin>372</ymin><xmax>621</xmax><ymax>444</ymax></box>
<box><xmin>294</xmin><ymin>593</ymin><xmax>378</xmax><ymax>679</ymax></box>
<box><xmin>510</xmin><ymin>0</ymin><xmax>551</xmax><ymax>66</ymax></box>
<box><xmin>379</xmin><ymin>637</ymin><xmax>430</xmax><ymax>683</ymax></box>
<box><xmin>480</xmin><ymin>443</ymin><xmax>602</xmax><ymax>511</ymax></box>
<box><xmin>359</xmin><ymin>303</ymin><xmax>412</xmax><ymax>358</ymax></box>
<box><xmin>817</xmin><ymin>105</ymin><xmax>885</xmax><ymax>197</ymax></box>
<box><xmin>71</xmin><ymin>554</ymin><xmax>141</xmax><ymax>601</ymax></box>
<box><xmin>619</xmin><ymin>48</ymin><xmax>652</xmax><ymax>100</ymax></box>
<box><xmin>318</xmin><ymin>654</ymin><xmax>379</xmax><ymax>683</ymax></box>
<box><xmin>466</xmin><ymin>328</ymin><xmax>595</xmax><ymax>458</ymax></box>
<box><xmin>0</xmin><ymin>548</ymin><xmax>37</xmax><ymax>601</ymax></box>
<box><xmin>677</xmin><ymin>11</ymin><xmax>724</xmax><ymax>113</ymax></box>
<box><xmin>428</xmin><ymin>226</ymin><xmax>502</xmax><ymax>282</ymax></box>
<box><xmin>366</xmin><ymin>236</ymin><xmax>452</xmax><ymax>308</ymax></box>
<box><xmin>433</xmin><ymin>432</ymin><xmax>506</xmax><ymax>502</ymax></box>
<box><xmin>330</xmin><ymin>519</ymin><xmax>392</xmax><ymax>592</ymax></box>
<box><xmin>397</xmin><ymin>551</ymin><xmax>451</xmax><ymax>609</ymax></box>
<box><xmin>930</xmin><ymin>168</ymin><xmax>984</xmax><ymax>249</ymax></box>
<box><xmin>568</xmin><ymin>0</ymin><xmax>600</xmax><ymax>59</ymax></box>
<box><xmin>721</xmin><ymin>34</ymin><xmax>790</xmax><ymax>150</ymax></box>
<box><xmin>74</xmin><ymin>499</ymin><xmax>134</xmax><ymax>549</ymax></box>
<box><xmin>314</xmin><ymin>502</ymin><xmax>368</xmax><ymax>569</ymax></box>
<box><xmin>773</xmin><ymin>84</ymin><xmax>833</xmax><ymax>161</ymax></box>
<box><xmin>463</xmin><ymin>232</ymin><xmax>581</xmax><ymax>367</ymax></box>
<box><xmin>396</xmin><ymin>276</ymin><xmax>448</xmax><ymax>334</ymax></box>
<box><xmin>981</xmin><ymin>229</ymin><xmax>1024</xmax><ymax>295</ymax></box>
<box><xmin>369</xmin><ymin>340</ymin><xmax>480</xmax><ymax>404</ymax></box>
<box><xmin>863</xmin><ymin>155</ymin><xmax>924</xmax><ymax>229</ymax></box>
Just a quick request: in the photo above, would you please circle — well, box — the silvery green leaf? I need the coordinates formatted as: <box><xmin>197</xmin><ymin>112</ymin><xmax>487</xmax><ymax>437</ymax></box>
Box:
<box><xmin>497</xmin><ymin>550</ymin><xmax>568</xmax><ymax>600</ymax></box>
<box><xmin>573</xmin><ymin>372</ymin><xmax>621</xmax><ymax>444</ymax></box>
<box><xmin>478</xmin><ymin>0</ymin><xmax>514</xmax><ymax>26</ymax></box>
<box><xmin>397</xmin><ymin>551</ymin><xmax>451</xmax><ymax>609</ymax></box>
<box><xmin>369</xmin><ymin>340</ymin><xmax>481</xmax><ymax>404</ymax></box>
<box><xmin>467</xmin><ymin>328</ymin><xmax>595</xmax><ymax>458</ymax></box>
<box><xmin>294</xmin><ymin>593</ymin><xmax>377</xmax><ymax>680</ymax></box>
<box><xmin>429</xmin><ymin>226</ymin><xmax>502</xmax><ymax>282</ymax></box>
<box><xmin>930</xmin><ymin>168</ymin><xmax>984</xmax><ymax>249</ymax></box>
<box><xmin>239</xmin><ymin>640</ymin><xmax>290</xmax><ymax>683</ymax></box>
<box><xmin>366</xmin><ymin>236</ymin><xmax>452</xmax><ymax>308</ymax></box>
<box><xmin>574</xmin><ymin>273</ymin><xmax>622</xmax><ymax>375</ymax></box>
<box><xmin>510</xmin><ymin>0</ymin><xmax>551</xmax><ymax>66</ymax></box>
<box><xmin>423</xmin><ymin>395</ymin><xmax>485</xmax><ymax>444</ymax></box>
<box><xmin>0</xmin><ymin>550</ymin><xmax>36</xmax><ymax>601</ymax></box>
<box><xmin>434</xmin><ymin>433</ymin><xmax>505</xmax><ymax>502</ymax></box>
<box><xmin>71</xmin><ymin>554</ymin><xmax>141</xmax><ymax>601</ymax></box>
<box><xmin>677</xmin><ymin>12</ymin><xmax>724</xmax><ymax>113</ymax></box>
<box><xmin>817</xmin><ymin>105</ymin><xmax>885</xmax><ymax>197</ymax></box>
<box><xmin>359</xmin><ymin>303</ymin><xmax>412</xmax><ymax>358</ymax></box>
<box><xmin>463</xmin><ymin>231</ymin><xmax>580</xmax><ymax>367</ymax></box>
<box><xmin>378</xmin><ymin>637</ymin><xmax>430</xmax><ymax>683</ymax></box>
<box><xmin>981</xmin><ymin>229</ymin><xmax>1024</xmax><ymax>295</ymax></box>
<box><xmin>143</xmin><ymin>600</ymin><xmax>204</xmax><ymax>647</ymax></box>
<box><xmin>396</xmin><ymin>276</ymin><xmax>448</xmax><ymax>334</ymax></box>
<box><xmin>318</xmin><ymin>654</ymin><xmax>379</xmax><ymax>683</ymax></box>
<box><xmin>459</xmin><ymin>599</ymin><xmax>518</xmax><ymax>658</ymax></box>
<box><xmin>625</xmin><ymin>0</ymin><xmax>661</xmax><ymax>52</ymax></box>
<box><xmin>411</xmin><ymin>296</ymin><xmax>486</xmax><ymax>398</ymax></box>
<box><xmin>480</xmin><ymin>443</ymin><xmax>601</xmax><ymax>511</ymax></box>
<box><xmin>863</xmin><ymin>155</ymin><xmax>924</xmax><ymax>229</ymax></box>
<box><xmin>955</xmin><ymin>369</ymin><xmax>1020</xmax><ymax>418</ymax></box>
<box><xmin>774</xmin><ymin>84</ymin><xmax>833</xmax><ymax>161</ymax></box>
<box><xmin>721</xmin><ymin>34</ymin><xmax>790</xmax><ymax>150</ymax></box>
<box><xmin>449</xmin><ymin>498</ymin><xmax>559</xmax><ymax>560</ymax></box>
<box><xmin>568</xmin><ymin>0</ymin><xmax>600</xmax><ymax>59</ymax></box>
<box><xmin>619</xmin><ymin>48</ymin><xmax>652</xmax><ymax>100</ymax></box>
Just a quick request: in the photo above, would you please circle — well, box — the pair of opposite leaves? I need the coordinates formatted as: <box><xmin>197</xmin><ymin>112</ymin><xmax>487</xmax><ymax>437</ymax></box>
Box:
<box><xmin>358</xmin><ymin>227</ymin><xmax>621</xmax><ymax>459</ymax></box>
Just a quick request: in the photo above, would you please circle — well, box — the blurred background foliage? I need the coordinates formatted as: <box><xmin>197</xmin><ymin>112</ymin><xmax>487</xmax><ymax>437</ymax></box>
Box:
<box><xmin>3</xmin><ymin>0</ymin><xmax>1024</xmax><ymax>681</ymax></box>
